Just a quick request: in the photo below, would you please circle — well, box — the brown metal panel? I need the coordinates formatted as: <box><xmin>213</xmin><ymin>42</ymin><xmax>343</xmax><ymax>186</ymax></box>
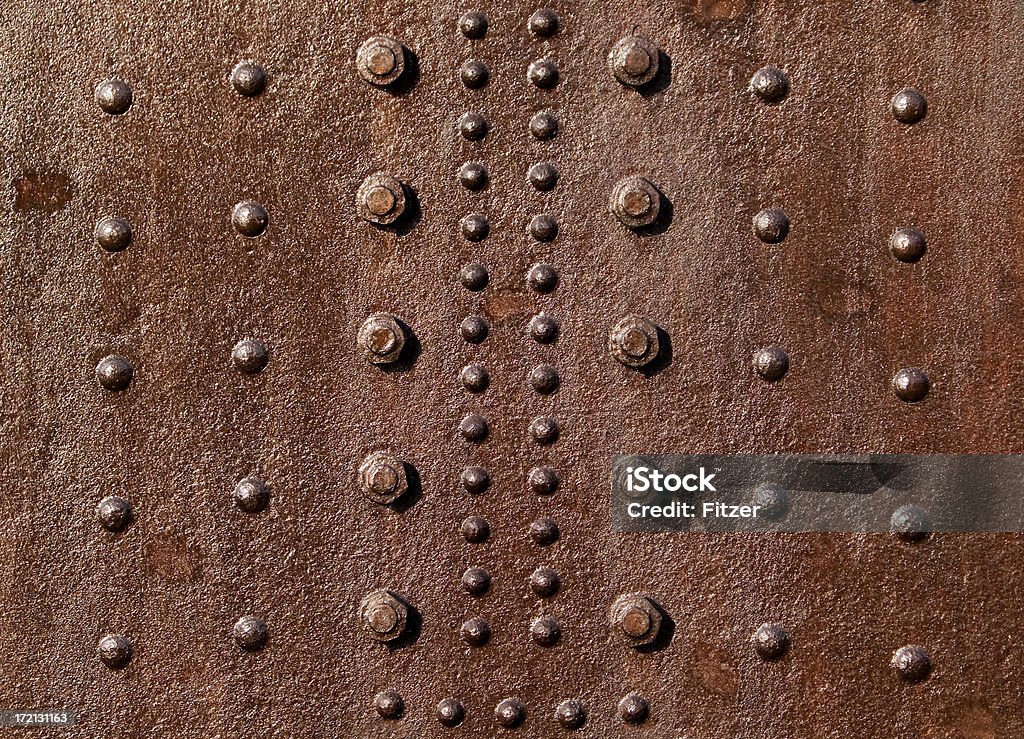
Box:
<box><xmin>1</xmin><ymin>0</ymin><xmax>1022</xmax><ymax>736</ymax></box>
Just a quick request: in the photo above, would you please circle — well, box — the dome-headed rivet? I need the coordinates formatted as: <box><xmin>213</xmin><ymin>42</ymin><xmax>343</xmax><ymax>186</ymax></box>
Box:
<box><xmin>529</xmin><ymin>314</ymin><xmax>559</xmax><ymax>344</ymax></box>
<box><xmin>611</xmin><ymin>176</ymin><xmax>661</xmax><ymax>229</ymax></box>
<box><xmin>608</xmin><ymin>36</ymin><xmax>660</xmax><ymax>87</ymax></box>
<box><xmin>461</xmin><ymin>567</ymin><xmax>491</xmax><ymax>597</ymax></box>
<box><xmin>231</xmin><ymin>61</ymin><xmax>266</xmax><ymax>96</ymax></box>
<box><xmin>459</xmin><ymin>162</ymin><xmax>488</xmax><ymax>191</ymax></box>
<box><xmin>96</xmin><ymin>495</ymin><xmax>133</xmax><ymax>532</ymax></box>
<box><xmin>232</xmin><ymin>201</ymin><xmax>268</xmax><ymax>237</ymax></box>
<box><xmin>528</xmin><ymin>59</ymin><xmax>559</xmax><ymax>89</ymax></box>
<box><xmin>609</xmin><ymin>315</ymin><xmax>660</xmax><ymax>368</ymax></box>
<box><xmin>232</xmin><ymin>338</ymin><xmax>269</xmax><ymax>374</ymax></box>
<box><xmin>233</xmin><ymin>615</ymin><xmax>268</xmax><ymax>651</ymax></box>
<box><xmin>459</xmin><ymin>111</ymin><xmax>489</xmax><ymax>140</ymax></box>
<box><xmin>459</xmin><ymin>10</ymin><xmax>488</xmax><ymax>39</ymax></box>
<box><xmin>374</xmin><ymin>689</ymin><xmax>404</xmax><ymax>719</ymax></box>
<box><xmin>527</xmin><ymin>263</ymin><xmax>559</xmax><ymax>293</ymax></box>
<box><xmin>460</xmin><ymin>315</ymin><xmax>489</xmax><ymax>344</ymax></box>
<box><xmin>528</xmin><ymin>8</ymin><xmax>559</xmax><ymax>37</ymax></box>
<box><xmin>891</xmin><ymin>89</ymin><xmax>927</xmax><ymax>124</ymax></box>
<box><xmin>753</xmin><ymin>623</ymin><xmax>789</xmax><ymax>660</ymax></box>
<box><xmin>460</xmin><ymin>616</ymin><xmax>491</xmax><ymax>646</ymax></box>
<box><xmin>461</xmin><ymin>466</ymin><xmax>491</xmax><ymax>495</ymax></box>
<box><xmin>891</xmin><ymin>644</ymin><xmax>932</xmax><ymax>682</ymax></box>
<box><xmin>437</xmin><ymin>698</ymin><xmax>465</xmax><ymax>726</ymax></box>
<box><xmin>96</xmin><ymin>355</ymin><xmax>133</xmax><ymax>391</ymax></box>
<box><xmin>360</xmin><ymin>590</ymin><xmax>409</xmax><ymax>642</ymax></box>
<box><xmin>460</xmin><ymin>414</ymin><xmax>489</xmax><ymax>443</ymax></box>
<box><xmin>750</xmin><ymin>66</ymin><xmax>788</xmax><ymax>103</ymax></box>
<box><xmin>356</xmin><ymin>36</ymin><xmax>406</xmax><ymax>86</ymax></box>
<box><xmin>94</xmin><ymin>216</ymin><xmax>133</xmax><ymax>252</ymax></box>
<box><xmin>752</xmin><ymin>483</ymin><xmax>790</xmax><ymax>520</ymax></box>
<box><xmin>612</xmin><ymin>593</ymin><xmax>663</xmax><ymax>647</ymax></box>
<box><xmin>531</xmin><ymin>616</ymin><xmax>561</xmax><ymax>647</ymax></box>
<box><xmin>95</xmin><ymin>79</ymin><xmax>132</xmax><ymax>115</ymax></box>
<box><xmin>529</xmin><ymin>517</ymin><xmax>559</xmax><ymax>546</ymax></box>
<box><xmin>890</xmin><ymin>227</ymin><xmax>927</xmax><ymax>263</ymax></box>
<box><xmin>461</xmin><ymin>363</ymin><xmax>489</xmax><ymax>393</ymax></box>
<box><xmin>891</xmin><ymin>504</ymin><xmax>932</xmax><ymax>542</ymax></box>
<box><xmin>97</xmin><ymin>633</ymin><xmax>132</xmax><ymax>669</ymax></box>
<box><xmin>460</xmin><ymin>262</ymin><xmax>489</xmax><ymax>291</ymax></box>
<box><xmin>357</xmin><ymin>173</ymin><xmax>407</xmax><ymax>225</ymax></box>
<box><xmin>530</xmin><ymin>567</ymin><xmax>560</xmax><ymax>597</ymax></box>
<box><xmin>461</xmin><ymin>515</ymin><xmax>491</xmax><ymax>543</ymax></box>
<box><xmin>555</xmin><ymin>699</ymin><xmax>586</xmax><ymax>729</ymax></box>
<box><xmin>358</xmin><ymin>313</ymin><xmax>406</xmax><ymax>364</ymax></box>
<box><xmin>529</xmin><ymin>416</ymin><xmax>560</xmax><ymax>445</ymax></box>
<box><xmin>892</xmin><ymin>367</ymin><xmax>929</xmax><ymax>402</ymax></box>
<box><xmin>461</xmin><ymin>213</ymin><xmax>490</xmax><ymax>241</ymax></box>
<box><xmin>358</xmin><ymin>452</ymin><xmax>408</xmax><ymax>505</ymax></box>
<box><xmin>753</xmin><ymin>346</ymin><xmax>789</xmax><ymax>381</ymax></box>
<box><xmin>753</xmin><ymin>207</ymin><xmax>789</xmax><ymax>243</ymax></box>
<box><xmin>529</xmin><ymin>364</ymin><xmax>560</xmax><ymax>394</ymax></box>
<box><xmin>233</xmin><ymin>477</ymin><xmax>270</xmax><ymax>513</ymax></box>
<box><xmin>460</xmin><ymin>59</ymin><xmax>489</xmax><ymax>89</ymax></box>
<box><xmin>617</xmin><ymin>694</ymin><xmax>648</xmax><ymax>724</ymax></box>
<box><xmin>528</xmin><ymin>466</ymin><xmax>559</xmax><ymax>495</ymax></box>
<box><xmin>529</xmin><ymin>110</ymin><xmax>559</xmax><ymax>140</ymax></box>
<box><xmin>529</xmin><ymin>213</ymin><xmax>558</xmax><ymax>241</ymax></box>
<box><xmin>495</xmin><ymin>698</ymin><xmax>526</xmax><ymax>728</ymax></box>
<box><xmin>528</xmin><ymin>162</ymin><xmax>559</xmax><ymax>191</ymax></box>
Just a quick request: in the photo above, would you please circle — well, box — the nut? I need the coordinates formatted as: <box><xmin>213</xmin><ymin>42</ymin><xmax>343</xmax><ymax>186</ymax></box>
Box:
<box><xmin>612</xmin><ymin>594</ymin><xmax>663</xmax><ymax>647</ymax></box>
<box><xmin>609</xmin><ymin>315</ymin><xmax>660</xmax><ymax>368</ymax></box>
<box><xmin>356</xmin><ymin>36</ymin><xmax>405</xmax><ymax>86</ymax></box>
<box><xmin>360</xmin><ymin>590</ymin><xmax>409</xmax><ymax>642</ymax></box>
<box><xmin>356</xmin><ymin>173</ymin><xmax>407</xmax><ymax>225</ymax></box>
<box><xmin>610</xmin><ymin>176</ymin><xmax>661</xmax><ymax>229</ymax></box>
<box><xmin>608</xmin><ymin>36</ymin><xmax>660</xmax><ymax>87</ymax></box>
<box><xmin>357</xmin><ymin>313</ymin><xmax>406</xmax><ymax>363</ymax></box>
<box><xmin>358</xmin><ymin>452</ymin><xmax>408</xmax><ymax>505</ymax></box>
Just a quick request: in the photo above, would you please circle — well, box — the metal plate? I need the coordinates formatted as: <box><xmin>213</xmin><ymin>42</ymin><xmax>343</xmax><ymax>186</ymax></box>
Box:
<box><xmin>2</xmin><ymin>0</ymin><xmax>1023</xmax><ymax>736</ymax></box>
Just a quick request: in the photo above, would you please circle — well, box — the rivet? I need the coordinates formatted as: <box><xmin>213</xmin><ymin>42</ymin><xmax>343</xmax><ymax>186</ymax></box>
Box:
<box><xmin>529</xmin><ymin>517</ymin><xmax>559</xmax><ymax>546</ymax></box>
<box><xmin>528</xmin><ymin>163</ymin><xmax>559</xmax><ymax>191</ymax></box>
<box><xmin>461</xmin><ymin>616</ymin><xmax>492</xmax><ymax>646</ymax></box>
<box><xmin>462</xmin><ymin>515</ymin><xmax>491</xmax><ymax>543</ymax></box>
<box><xmin>232</xmin><ymin>338</ymin><xmax>269</xmax><ymax>374</ymax></box>
<box><xmin>460</xmin><ymin>262</ymin><xmax>489</xmax><ymax>290</ymax></box>
<box><xmin>529</xmin><ymin>110</ymin><xmax>559</xmax><ymax>140</ymax></box>
<box><xmin>459</xmin><ymin>112</ymin><xmax>489</xmax><ymax>140</ymax></box>
<box><xmin>233</xmin><ymin>615</ymin><xmax>269</xmax><ymax>651</ymax></box>
<box><xmin>357</xmin><ymin>173</ymin><xmax>407</xmax><ymax>225</ymax></box>
<box><xmin>752</xmin><ymin>207</ymin><xmax>789</xmax><ymax>243</ymax></box>
<box><xmin>891</xmin><ymin>645</ymin><xmax>931</xmax><ymax>682</ymax></box>
<box><xmin>461</xmin><ymin>213</ymin><xmax>490</xmax><ymax>241</ymax></box>
<box><xmin>374</xmin><ymin>689</ymin><xmax>404</xmax><ymax>719</ymax></box>
<box><xmin>495</xmin><ymin>698</ymin><xmax>526</xmax><ymax>728</ymax></box>
<box><xmin>461</xmin><ymin>466</ymin><xmax>491</xmax><ymax>495</ymax></box>
<box><xmin>530</xmin><ymin>364</ymin><xmax>560</xmax><ymax>394</ymax></box>
<box><xmin>892</xmin><ymin>367</ymin><xmax>929</xmax><ymax>402</ymax></box>
<box><xmin>891</xmin><ymin>89</ymin><xmax>927</xmax><ymax>124</ymax></box>
<box><xmin>751</xmin><ymin>483</ymin><xmax>789</xmax><ymax>520</ymax></box>
<box><xmin>618</xmin><ymin>694</ymin><xmax>648</xmax><ymax>725</ymax></box>
<box><xmin>97</xmin><ymin>633</ymin><xmax>132</xmax><ymax>669</ymax></box>
<box><xmin>528</xmin><ymin>466</ymin><xmax>559</xmax><ymax>495</ymax></box>
<box><xmin>891</xmin><ymin>504</ymin><xmax>932</xmax><ymax>542</ymax></box>
<box><xmin>459</xmin><ymin>10</ymin><xmax>488</xmax><ymax>39</ymax></box>
<box><xmin>232</xmin><ymin>201</ymin><xmax>268</xmax><ymax>237</ymax></box>
<box><xmin>96</xmin><ymin>495</ymin><xmax>133</xmax><ymax>532</ymax></box>
<box><xmin>437</xmin><ymin>698</ymin><xmax>466</xmax><ymax>727</ymax></box>
<box><xmin>529</xmin><ymin>416</ymin><xmax>560</xmax><ymax>445</ymax></box>
<box><xmin>531</xmin><ymin>616</ymin><xmax>561</xmax><ymax>647</ymax></box>
<box><xmin>461</xmin><ymin>363</ymin><xmax>489</xmax><ymax>393</ymax></box>
<box><xmin>610</xmin><ymin>176</ymin><xmax>661</xmax><ymax>229</ymax></box>
<box><xmin>358</xmin><ymin>313</ymin><xmax>406</xmax><ymax>364</ymax></box>
<box><xmin>459</xmin><ymin>162</ymin><xmax>488</xmax><ymax>191</ymax></box>
<box><xmin>358</xmin><ymin>452</ymin><xmax>408</xmax><ymax>505</ymax></box>
<box><xmin>530</xmin><ymin>567</ymin><xmax>560</xmax><ymax>597</ymax></box>
<box><xmin>233</xmin><ymin>477</ymin><xmax>270</xmax><ymax>513</ymax></box>
<box><xmin>460</xmin><ymin>315</ymin><xmax>489</xmax><ymax>343</ymax></box>
<box><xmin>96</xmin><ymin>355</ymin><xmax>133</xmax><ymax>391</ymax></box>
<box><xmin>356</xmin><ymin>36</ymin><xmax>406</xmax><ymax>86</ymax></box>
<box><xmin>360</xmin><ymin>590</ymin><xmax>409</xmax><ymax>642</ymax></box>
<box><xmin>527</xmin><ymin>263</ymin><xmax>559</xmax><ymax>293</ymax></box>
<box><xmin>753</xmin><ymin>346</ymin><xmax>789</xmax><ymax>381</ymax></box>
<box><xmin>95</xmin><ymin>79</ymin><xmax>132</xmax><ymax>115</ymax></box>
<box><xmin>750</xmin><ymin>67</ymin><xmax>788</xmax><ymax>103</ymax></box>
<box><xmin>890</xmin><ymin>227</ymin><xmax>927</xmax><ymax>263</ymax></box>
<box><xmin>231</xmin><ymin>61</ymin><xmax>266</xmax><ymax>97</ymax></box>
<box><xmin>528</xmin><ymin>59</ymin><xmax>560</xmax><ymax>89</ymax></box>
<box><xmin>529</xmin><ymin>314</ymin><xmax>559</xmax><ymax>343</ymax></box>
<box><xmin>94</xmin><ymin>216</ymin><xmax>133</xmax><ymax>252</ymax></box>
<box><xmin>460</xmin><ymin>413</ymin><xmax>490</xmax><ymax>442</ymax></box>
<box><xmin>529</xmin><ymin>213</ymin><xmax>558</xmax><ymax>241</ymax></box>
<box><xmin>753</xmin><ymin>623</ymin><xmax>789</xmax><ymax>661</ymax></box>
<box><xmin>555</xmin><ymin>699</ymin><xmax>586</xmax><ymax>730</ymax></box>
<box><xmin>461</xmin><ymin>59</ymin><xmax>490</xmax><ymax>89</ymax></box>
<box><xmin>608</xmin><ymin>315</ymin><xmax>660</xmax><ymax>368</ymax></box>
<box><xmin>462</xmin><ymin>567</ymin><xmax>491</xmax><ymax>596</ymax></box>
<box><xmin>608</xmin><ymin>36</ymin><xmax>660</xmax><ymax>88</ymax></box>
<box><xmin>528</xmin><ymin>8</ymin><xmax>559</xmax><ymax>37</ymax></box>
<box><xmin>612</xmin><ymin>593</ymin><xmax>663</xmax><ymax>647</ymax></box>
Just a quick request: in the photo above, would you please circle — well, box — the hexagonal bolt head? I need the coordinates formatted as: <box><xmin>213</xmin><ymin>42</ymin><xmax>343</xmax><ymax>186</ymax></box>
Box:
<box><xmin>358</xmin><ymin>451</ymin><xmax>408</xmax><ymax>505</ymax></box>
<box><xmin>356</xmin><ymin>173</ymin><xmax>407</xmax><ymax>225</ymax></box>
<box><xmin>612</xmin><ymin>594</ymin><xmax>663</xmax><ymax>647</ymax></box>
<box><xmin>360</xmin><ymin>589</ymin><xmax>409</xmax><ymax>642</ymax></box>
<box><xmin>609</xmin><ymin>315</ymin><xmax>661</xmax><ymax>368</ymax></box>
<box><xmin>357</xmin><ymin>313</ymin><xmax>406</xmax><ymax>364</ymax></box>
<box><xmin>610</xmin><ymin>176</ymin><xmax>661</xmax><ymax>229</ymax></box>
<box><xmin>356</xmin><ymin>36</ymin><xmax>406</xmax><ymax>86</ymax></box>
<box><xmin>608</xmin><ymin>36</ymin><xmax>660</xmax><ymax>87</ymax></box>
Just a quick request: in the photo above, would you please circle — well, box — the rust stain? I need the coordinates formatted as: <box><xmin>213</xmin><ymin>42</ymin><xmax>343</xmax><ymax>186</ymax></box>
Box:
<box><xmin>13</xmin><ymin>171</ymin><xmax>75</xmax><ymax>213</ymax></box>
<box><xmin>688</xmin><ymin>0</ymin><xmax>752</xmax><ymax>22</ymax></box>
<box><xmin>143</xmin><ymin>534</ymin><xmax>201</xmax><ymax>581</ymax></box>
<box><xmin>692</xmin><ymin>643</ymin><xmax>739</xmax><ymax>697</ymax></box>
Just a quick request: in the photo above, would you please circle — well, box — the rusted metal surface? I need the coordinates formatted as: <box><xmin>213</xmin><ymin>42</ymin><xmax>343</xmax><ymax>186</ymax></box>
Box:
<box><xmin>2</xmin><ymin>0</ymin><xmax>1024</xmax><ymax>736</ymax></box>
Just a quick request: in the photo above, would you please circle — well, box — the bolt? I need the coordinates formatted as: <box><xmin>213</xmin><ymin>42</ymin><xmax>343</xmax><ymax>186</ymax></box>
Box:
<box><xmin>527</xmin><ymin>263</ymin><xmax>559</xmax><ymax>293</ymax></box>
<box><xmin>359</xmin><ymin>590</ymin><xmax>409</xmax><ymax>642</ymax></box>
<box><xmin>609</xmin><ymin>36</ymin><xmax>660</xmax><ymax>87</ymax></box>
<box><xmin>612</xmin><ymin>593</ymin><xmax>663</xmax><ymax>647</ymax></box>
<box><xmin>528</xmin><ymin>162</ymin><xmax>559</xmax><ymax>191</ymax></box>
<box><xmin>529</xmin><ymin>517</ymin><xmax>559</xmax><ymax>546</ymax></box>
<box><xmin>461</xmin><ymin>465</ymin><xmax>490</xmax><ymax>494</ymax></box>
<box><xmin>529</xmin><ymin>364</ymin><xmax>560</xmax><ymax>394</ymax></box>
<box><xmin>461</xmin><ymin>515</ymin><xmax>490</xmax><ymax>543</ymax></box>
<box><xmin>356</xmin><ymin>36</ymin><xmax>405</xmax><ymax>86</ymax></box>
<box><xmin>530</xmin><ymin>567</ymin><xmax>560</xmax><ymax>597</ymax></box>
<box><xmin>528</xmin><ymin>466</ymin><xmax>559</xmax><ymax>495</ymax></box>
<box><xmin>459</xmin><ymin>262</ymin><xmax>489</xmax><ymax>290</ymax></box>
<box><xmin>356</xmin><ymin>173</ymin><xmax>406</xmax><ymax>225</ymax></box>
<box><xmin>461</xmin><ymin>213</ymin><xmax>490</xmax><ymax>241</ymax></box>
<box><xmin>460</xmin><ymin>363</ymin><xmax>489</xmax><ymax>393</ymax></box>
<box><xmin>460</xmin><ymin>315</ymin><xmax>489</xmax><ymax>344</ymax></box>
<box><xmin>610</xmin><ymin>176</ymin><xmax>661</xmax><ymax>228</ymax></box>
<box><xmin>94</xmin><ymin>216</ymin><xmax>133</xmax><ymax>252</ymax></box>
<box><xmin>357</xmin><ymin>313</ymin><xmax>406</xmax><ymax>363</ymax></box>
<box><xmin>529</xmin><ymin>416</ymin><xmax>560</xmax><ymax>445</ymax></box>
<box><xmin>460</xmin><ymin>413</ymin><xmax>489</xmax><ymax>442</ymax></box>
<box><xmin>461</xmin><ymin>567</ymin><xmax>491</xmax><ymax>596</ymax></box>
<box><xmin>529</xmin><ymin>213</ymin><xmax>558</xmax><ymax>241</ymax></box>
<box><xmin>358</xmin><ymin>452</ymin><xmax>408</xmax><ymax>505</ymax></box>
<box><xmin>609</xmin><ymin>315</ymin><xmax>660</xmax><ymax>368</ymax></box>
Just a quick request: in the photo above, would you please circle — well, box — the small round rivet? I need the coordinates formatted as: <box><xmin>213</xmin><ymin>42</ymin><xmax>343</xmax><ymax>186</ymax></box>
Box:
<box><xmin>528</xmin><ymin>466</ymin><xmax>559</xmax><ymax>495</ymax></box>
<box><xmin>609</xmin><ymin>315</ymin><xmax>660</xmax><ymax>368</ymax></box>
<box><xmin>461</xmin><ymin>363</ymin><xmax>489</xmax><ymax>393</ymax></box>
<box><xmin>555</xmin><ymin>699</ymin><xmax>586</xmax><ymax>730</ymax></box>
<box><xmin>495</xmin><ymin>698</ymin><xmax>526</xmax><ymax>728</ymax></box>
<box><xmin>528</xmin><ymin>8</ymin><xmax>559</xmax><ymax>37</ymax></box>
<box><xmin>461</xmin><ymin>59</ymin><xmax>489</xmax><ymax>89</ymax></box>
<box><xmin>375</xmin><ymin>689</ymin><xmax>404</xmax><ymax>719</ymax></box>
<box><xmin>358</xmin><ymin>313</ymin><xmax>406</xmax><ymax>364</ymax></box>
<box><xmin>96</xmin><ymin>355</ymin><xmax>133</xmax><ymax>391</ymax></box>
<box><xmin>527</xmin><ymin>263</ymin><xmax>559</xmax><ymax>293</ymax></box>
<box><xmin>96</xmin><ymin>495</ymin><xmax>133</xmax><ymax>532</ymax></box>
<box><xmin>459</xmin><ymin>162</ymin><xmax>488</xmax><ymax>191</ymax></box>
<box><xmin>460</xmin><ymin>414</ymin><xmax>489</xmax><ymax>442</ymax></box>
<box><xmin>461</xmin><ymin>213</ymin><xmax>490</xmax><ymax>241</ymax></box>
<box><xmin>752</xmin><ymin>483</ymin><xmax>789</xmax><ymax>521</ymax></box>
<box><xmin>529</xmin><ymin>110</ymin><xmax>559</xmax><ymax>140</ymax></box>
<box><xmin>233</xmin><ymin>615</ymin><xmax>268</xmax><ymax>651</ymax></box>
<box><xmin>531</xmin><ymin>616</ymin><xmax>561</xmax><ymax>647</ymax></box>
<box><xmin>618</xmin><ymin>694</ymin><xmax>648</xmax><ymax>725</ymax></box>
<box><xmin>891</xmin><ymin>504</ymin><xmax>932</xmax><ymax>542</ymax></box>
<box><xmin>459</xmin><ymin>112</ymin><xmax>489</xmax><ymax>140</ymax></box>
<box><xmin>528</xmin><ymin>163</ymin><xmax>558</xmax><ymax>191</ymax></box>
<box><xmin>95</xmin><ymin>79</ymin><xmax>132</xmax><ymax>115</ymax></box>
<box><xmin>356</xmin><ymin>36</ymin><xmax>406</xmax><ymax>86</ymax></box>
<box><xmin>461</xmin><ymin>466</ymin><xmax>491</xmax><ymax>495</ymax></box>
<box><xmin>529</xmin><ymin>416</ymin><xmax>560</xmax><ymax>445</ymax></box>
<box><xmin>357</xmin><ymin>174</ymin><xmax>407</xmax><ymax>225</ymax></box>
<box><xmin>459</xmin><ymin>10</ymin><xmax>488</xmax><ymax>39</ymax></box>
<box><xmin>528</xmin><ymin>59</ymin><xmax>559</xmax><ymax>89</ymax></box>
<box><xmin>529</xmin><ymin>214</ymin><xmax>558</xmax><ymax>241</ymax></box>
<box><xmin>890</xmin><ymin>227</ymin><xmax>927</xmax><ymax>263</ymax></box>
<box><xmin>529</xmin><ymin>314</ymin><xmax>559</xmax><ymax>344</ymax></box>
<box><xmin>892</xmin><ymin>367</ymin><xmax>929</xmax><ymax>402</ymax></box>
<box><xmin>753</xmin><ymin>623</ymin><xmax>789</xmax><ymax>661</ymax></box>
<box><xmin>460</xmin><ymin>262</ymin><xmax>489</xmax><ymax>291</ymax></box>
<box><xmin>753</xmin><ymin>346</ymin><xmax>789</xmax><ymax>381</ymax></box>
<box><xmin>461</xmin><ymin>616</ymin><xmax>492</xmax><ymax>646</ymax></box>
<box><xmin>750</xmin><ymin>66</ymin><xmax>788</xmax><ymax>103</ymax></box>
<box><xmin>891</xmin><ymin>89</ymin><xmax>927</xmax><ymax>124</ymax></box>
<box><xmin>95</xmin><ymin>217</ymin><xmax>133</xmax><ymax>252</ymax></box>
<box><xmin>232</xmin><ymin>201</ymin><xmax>268</xmax><ymax>237</ymax></box>
<box><xmin>461</xmin><ymin>567</ymin><xmax>491</xmax><ymax>597</ymax></box>
<box><xmin>360</xmin><ymin>590</ymin><xmax>409</xmax><ymax>642</ymax></box>
<box><xmin>231</xmin><ymin>62</ymin><xmax>266</xmax><ymax>96</ymax></box>
<box><xmin>358</xmin><ymin>452</ymin><xmax>408</xmax><ymax>505</ymax></box>
<box><xmin>233</xmin><ymin>477</ymin><xmax>270</xmax><ymax>513</ymax></box>
<box><xmin>611</xmin><ymin>176</ymin><xmax>661</xmax><ymax>229</ymax></box>
<box><xmin>461</xmin><ymin>315</ymin><xmax>489</xmax><ymax>344</ymax></box>
<box><xmin>753</xmin><ymin>208</ymin><xmax>789</xmax><ymax>244</ymax></box>
<box><xmin>530</xmin><ymin>567</ymin><xmax>560</xmax><ymax>597</ymax></box>
<box><xmin>529</xmin><ymin>517</ymin><xmax>559</xmax><ymax>546</ymax></box>
<box><xmin>462</xmin><ymin>515</ymin><xmax>491</xmax><ymax>543</ymax></box>
<box><xmin>437</xmin><ymin>698</ymin><xmax>465</xmax><ymax>727</ymax></box>
<box><xmin>232</xmin><ymin>338</ymin><xmax>269</xmax><ymax>374</ymax></box>
<box><xmin>608</xmin><ymin>36</ymin><xmax>660</xmax><ymax>88</ymax></box>
<box><xmin>892</xmin><ymin>645</ymin><xmax>932</xmax><ymax>682</ymax></box>
<box><xmin>98</xmin><ymin>633</ymin><xmax>132</xmax><ymax>669</ymax></box>
<box><xmin>530</xmin><ymin>364</ymin><xmax>560</xmax><ymax>394</ymax></box>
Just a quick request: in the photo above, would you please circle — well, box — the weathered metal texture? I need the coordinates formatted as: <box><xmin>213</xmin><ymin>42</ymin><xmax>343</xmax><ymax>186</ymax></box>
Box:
<box><xmin>1</xmin><ymin>0</ymin><xmax>1023</xmax><ymax>736</ymax></box>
